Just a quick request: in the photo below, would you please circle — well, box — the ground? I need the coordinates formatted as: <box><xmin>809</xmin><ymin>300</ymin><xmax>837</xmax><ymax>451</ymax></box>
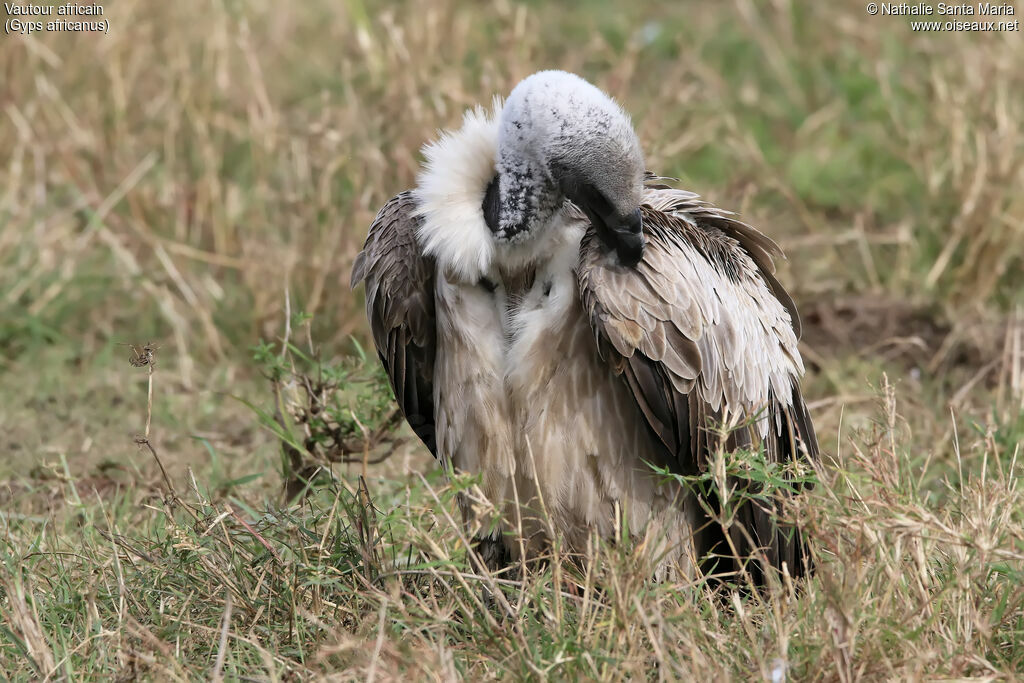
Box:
<box><xmin>1</xmin><ymin>0</ymin><xmax>1023</xmax><ymax>679</ymax></box>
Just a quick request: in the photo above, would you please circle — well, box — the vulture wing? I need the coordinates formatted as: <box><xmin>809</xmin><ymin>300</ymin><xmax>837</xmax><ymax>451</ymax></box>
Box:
<box><xmin>350</xmin><ymin>191</ymin><xmax>438</xmax><ymax>457</ymax></box>
<box><xmin>578</xmin><ymin>183</ymin><xmax>818</xmax><ymax>582</ymax></box>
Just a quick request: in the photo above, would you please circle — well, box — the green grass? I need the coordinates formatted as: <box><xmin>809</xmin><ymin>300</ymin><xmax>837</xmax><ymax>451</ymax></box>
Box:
<box><xmin>1</xmin><ymin>0</ymin><xmax>1023</xmax><ymax>678</ymax></box>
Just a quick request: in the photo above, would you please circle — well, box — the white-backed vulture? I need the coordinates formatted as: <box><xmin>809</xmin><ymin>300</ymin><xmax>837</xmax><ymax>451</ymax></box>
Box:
<box><xmin>351</xmin><ymin>71</ymin><xmax>818</xmax><ymax>583</ymax></box>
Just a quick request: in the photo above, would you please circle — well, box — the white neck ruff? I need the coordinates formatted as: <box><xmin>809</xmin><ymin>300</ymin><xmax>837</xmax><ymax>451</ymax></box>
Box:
<box><xmin>413</xmin><ymin>98</ymin><xmax>503</xmax><ymax>283</ymax></box>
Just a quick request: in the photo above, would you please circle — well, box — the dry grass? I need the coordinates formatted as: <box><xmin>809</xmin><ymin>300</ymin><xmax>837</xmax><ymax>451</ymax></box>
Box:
<box><xmin>1</xmin><ymin>0</ymin><xmax>1023</xmax><ymax>679</ymax></box>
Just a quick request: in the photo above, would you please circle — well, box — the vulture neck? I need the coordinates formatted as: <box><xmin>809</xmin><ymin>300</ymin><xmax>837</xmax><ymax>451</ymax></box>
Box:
<box><xmin>413</xmin><ymin>100</ymin><xmax>570</xmax><ymax>285</ymax></box>
<box><xmin>482</xmin><ymin>173</ymin><xmax>563</xmax><ymax>239</ymax></box>
<box><xmin>491</xmin><ymin>156</ymin><xmax>563</xmax><ymax>243</ymax></box>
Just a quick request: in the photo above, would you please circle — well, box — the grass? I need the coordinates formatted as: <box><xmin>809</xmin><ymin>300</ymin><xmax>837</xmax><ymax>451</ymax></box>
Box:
<box><xmin>1</xmin><ymin>0</ymin><xmax>1023</xmax><ymax>678</ymax></box>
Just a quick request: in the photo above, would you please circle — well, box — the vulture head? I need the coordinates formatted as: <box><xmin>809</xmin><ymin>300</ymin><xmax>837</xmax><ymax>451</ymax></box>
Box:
<box><xmin>488</xmin><ymin>71</ymin><xmax>647</xmax><ymax>265</ymax></box>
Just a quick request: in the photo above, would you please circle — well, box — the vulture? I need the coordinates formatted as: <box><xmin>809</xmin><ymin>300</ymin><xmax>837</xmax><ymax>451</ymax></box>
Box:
<box><xmin>351</xmin><ymin>71</ymin><xmax>818</xmax><ymax>584</ymax></box>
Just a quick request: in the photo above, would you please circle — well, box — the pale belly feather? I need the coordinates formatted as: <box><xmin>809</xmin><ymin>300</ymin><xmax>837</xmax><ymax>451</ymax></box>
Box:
<box><xmin>434</xmin><ymin>228</ymin><xmax>699</xmax><ymax>576</ymax></box>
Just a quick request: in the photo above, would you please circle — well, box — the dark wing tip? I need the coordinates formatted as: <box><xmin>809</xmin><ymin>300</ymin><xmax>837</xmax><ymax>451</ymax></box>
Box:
<box><xmin>350</xmin><ymin>251</ymin><xmax>368</xmax><ymax>290</ymax></box>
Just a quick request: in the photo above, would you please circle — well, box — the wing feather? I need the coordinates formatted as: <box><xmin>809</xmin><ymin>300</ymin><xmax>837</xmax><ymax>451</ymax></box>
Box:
<box><xmin>579</xmin><ymin>183</ymin><xmax>819</xmax><ymax>582</ymax></box>
<box><xmin>351</xmin><ymin>191</ymin><xmax>438</xmax><ymax>457</ymax></box>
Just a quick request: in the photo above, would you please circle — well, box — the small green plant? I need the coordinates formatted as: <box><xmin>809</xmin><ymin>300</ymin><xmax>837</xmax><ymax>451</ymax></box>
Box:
<box><xmin>247</xmin><ymin>310</ymin><xmax>403</xmax><ymax>498</ymax></box>
<box><xmin>644</xmin><ymin>413</ymin><xmax>820</xmax><ymax>585</ymax></box>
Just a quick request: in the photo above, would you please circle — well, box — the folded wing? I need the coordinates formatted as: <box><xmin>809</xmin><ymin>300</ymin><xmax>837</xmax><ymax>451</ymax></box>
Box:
<box><xmin>578</xmin><ymin>183</ymin><xmax>818</xmax><ymax>581</ymax></box>
<box><xmin>351</xmin><ymin>191</ymin><xmax>438</xmax><ymax>457</ymax></box>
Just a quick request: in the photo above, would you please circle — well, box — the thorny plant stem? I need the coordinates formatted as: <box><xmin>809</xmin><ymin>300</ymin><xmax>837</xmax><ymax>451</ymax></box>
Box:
<box><xmin>129</xmin><ymin>344</ymin><xmax>194</xmax><ymax>518</ymax></box>
<box><xmin>140</xmin><ymin>357</ymin><xmax>174</xmax><ymax>493</ymax></box>
<box><xmin>146</xmin><ymin>362</ymin><xmax>153</xmax><ymax>439</ymax></box>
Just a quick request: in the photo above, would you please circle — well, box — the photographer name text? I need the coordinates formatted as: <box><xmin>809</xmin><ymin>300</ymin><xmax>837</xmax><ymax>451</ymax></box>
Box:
<box><xmin>879</xmin><ymin>2</ymin><xmax>1012</xmax><ymax>14</ymax></box>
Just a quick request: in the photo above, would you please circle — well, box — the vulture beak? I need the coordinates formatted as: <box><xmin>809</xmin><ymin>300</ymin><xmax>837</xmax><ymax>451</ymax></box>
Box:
<box><xmin>585</xmin><ymin>204</ymin><xmax>645</xmax><ymax>268</ymax></box>
<box><xmin>562</xmin><ymin>178</ymin><xmax>646</xmax><ymax>267</ymax></box>
<box><xmin>607</xmin><ymin>207</ymin><xmax>645</xmax><ymax>267</ymax></box>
